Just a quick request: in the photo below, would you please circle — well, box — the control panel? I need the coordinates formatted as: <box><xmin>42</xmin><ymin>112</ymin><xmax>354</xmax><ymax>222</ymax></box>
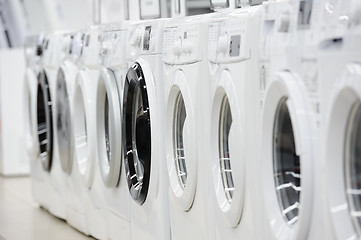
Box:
<box><xmin>42</xmin><ymin>33</ymin><xmax>65</xmax><ymax>67</ymax></box>
<box><xmin>81</xmin><ymin>30</ymin><xmax>101</xmax><ymax>66</ymax></box>
<box><xmin>36</xmin><ymin>33</ymin><xmax>45</xmax><ymax>57</ymax></box>
<box><xmin>263</xmin><ymin>1</ymin><xmax>292</xmax><ymax>56</ymax></box>
<box><xmin>41</xmin><ymin>36</ymin><xmax>52</xmax><ymax>64</ymax></box>
<box><xmin>127</xmin><ymin>21</ymin><xmax>163</xmax><ymax>60</ymax></box>
<box><xmin>208</xmin><ymin>15</ymin><xmax>250</xmax><ymax>64</ymax></box>
<box><xmin>100</xmin><ymin>29</ymin><xmax>127</xmax><ymax>67</ymax></box>
<box><xmin>162</xmin><ymin>23</ymin><xmax>203</xmax><ymax>65</ymax></box>
<box><xmin>71</xmin><ymin>32</ymin><xmax>85</xmax><ymax>58</ymax></box>
<box><xmin>61</xmin><ymin>34</ymin><xmax>73</xmax><ymax>56</ymax></box>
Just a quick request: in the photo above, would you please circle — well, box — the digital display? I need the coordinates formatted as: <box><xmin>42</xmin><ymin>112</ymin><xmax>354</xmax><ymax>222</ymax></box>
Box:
<box><xmin>143</xmin><ymin>26</ymin><xmax>152</xmax><ymax>51</ymax></box>
<box><xmin>229</xmin><ymin>35</ymin><xmax>241</xmax><ymax>57</ymax></box>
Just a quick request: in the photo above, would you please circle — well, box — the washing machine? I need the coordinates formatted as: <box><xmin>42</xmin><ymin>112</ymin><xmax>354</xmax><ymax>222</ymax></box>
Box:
<box><xmin>72</xmin><ymin>25</ymin><xmax>107</xmax><ymax>240</ymax></box>
<box><xmin>35</xmin><ymin>31</ymin><xmax>68</xmax><ymax>220</ymax></box>
<box><xmin>123</xmin><ymin>18</ymin><xmax>170</xmax><ymax>240</ymax></box>
<box><xmin>24</xmin><ymin>36</ymin><xmax>40</xmax><ymax>171</ymax></box>
<box><xmin>162</xmin><ymin>14</ymin><xmax>214</xmax><ymax>239</ymax></box>
<box><xmin>55</xmin><ymin>31</ymin><xmax>90</xmax><ymax>234</ymax></box>
<box><xmin>95</xmin><ymin>22</ymin><xmax>131</xmax><ymax>240</ymax></box>
<box><xmin>284</xmin><ymin>0</ymin><xmax>331</xmax><ymax>239</ymax></box>
<box><xmin>206</xmin><ymin>5</ymin><xmax>264</xmax><ymax>240</ymax></box>
<box><xmin>256</xmin><ymin>0</ymin><xmax>316</xmax><ymax>239</ymax></box>
<box><xmin>318</xmin><ymin>1</ymin><xmax>361</xmax><ymax>239</ymax></box>
<box><xmin>27</xmin><ymin>34</ymin><xmax>49</xmax><ymax>209</ymax></box>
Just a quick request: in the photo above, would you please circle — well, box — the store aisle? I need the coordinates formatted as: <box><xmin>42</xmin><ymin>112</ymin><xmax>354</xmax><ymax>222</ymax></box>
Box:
<box><xmin>0</xmin><ymin>176</ymin><xmax>94</xmax><ymax>240</ymax></box>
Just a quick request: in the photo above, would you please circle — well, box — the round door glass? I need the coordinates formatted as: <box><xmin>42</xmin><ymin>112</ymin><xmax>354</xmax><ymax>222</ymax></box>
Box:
<box><xmin>97</xmin><ymin>70</ymin><xmax>123</xmax><ymax>188</ymax></box>
<box><xmin>173</xmin><ymin>92</ymin><xmax>187</xmax><ymax>189</ymax></box>
<box><xmin>273</xmin><ymin>97</ymin><xmax>301</xmax><ymax>226</ymax></box>
<box><xmin>132</xmin><ymin>85</ymin><xmax>145</xmax><ymax>184</ymax></box>
<box><xmin>219</xmin><ymin>95</ymin><xmax>234</xmax><ymax>203</ymax></box>
<box><xmin>56</xmin><ymin>69</ymin><xmax>73</xmax><ymax>173</ymax></box>
<box><xmin>345</xmin><ymin>101</ymin><xmax>361</xmax><ymax>236</ymax></box>
<box><xmin>123</xmin><ymin>62</ymin><xmax>151</xmax><ymax>204</ymax></box>
<box><xmin>36</xmin><ymin>71</ymin><xmax>53</xmax><ymax>171</ymax></box>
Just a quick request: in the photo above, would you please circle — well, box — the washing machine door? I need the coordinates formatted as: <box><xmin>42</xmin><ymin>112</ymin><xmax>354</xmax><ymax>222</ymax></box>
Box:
<box><xmin>36</xmin><ymin>70</ymin><xmax>53</xmax><ymax>172</ymax></box>
<box><xmin>96</xmin><ymin>68</ymin><xmax>122</xmax><ymax>188</ymax></box>
<box><xmin>325</xmin><ymin>63</ymin><xmax>361</xmax><ymax>239</ymax></box>
<box><xmin>261</xmin><ymin>71</ymin><xmax>313</xmax><ymax>239</ymax></box>
<box><xmin>165</xmin><ymin>70</ymin><xmax>197</xmax><ymax>211</ymax></box>
<box><xmin>73</xmin><ymin>71</ymin><xmax>97</xmax><ymax>189</ymax></box>
<box><xmin>56</xmin><ymin>68</ymin><xmax>73</xmax><ymax>174</ymax></box>
<box><xmin>123</xmin><ymin>62</ymin><xmax>151</xmax><ymax>205</ymax></box>
<box><xmin>210</xmin><ymin>70</ymin><xmax>244</xmax><ymax>227</ymax></box>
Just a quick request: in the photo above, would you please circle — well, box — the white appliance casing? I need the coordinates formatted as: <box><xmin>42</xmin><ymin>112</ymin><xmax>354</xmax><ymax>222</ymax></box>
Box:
<box><xmin>257</xmin><ymin>0</ymin><xmax>319</xmax><ymax>239</ymax></box>
<box><xmin>95</xmin><ymin>22</ymin><xmax>131</xmax><ymax>240</ymax></box>
<box><xmin>37</xmin><ymin>31</ymin><xmax>69</xmax><ymax>220</ymax></box>
<box><xmin>163</xmin><ymin>14</ymin><xmax>214</xmax><ymax>240</ymax></box>
<box><xmin>27</xmin><ymin>34</ymin><xmax>49</xmax><ymax>212</ymax></box>
<box><xmin>317</xmin><ymin>0</ymin><xmax>361</xmax><ymax>239</ymax></box>
<box><xmin>73</xmin><ymin>26</ymin><xmax>108</xmax><ymax>240</ymax></box>
<box><xmin>55</xmin><ymin>31</ymin><xmax>89</xmax><ymax>234</ymax></box>
<box><xmin>125</xmin><ymin>18</ymin><xmax>170</xmax><ymax>240</ymax></box>
<box><xmin>207</xmin><ymin>6</ymin><xmax>263</xmax><ymax>240</ymax></box>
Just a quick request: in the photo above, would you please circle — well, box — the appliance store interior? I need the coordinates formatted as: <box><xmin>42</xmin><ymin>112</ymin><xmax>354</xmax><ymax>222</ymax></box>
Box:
<box><xmin>0</xmin><ymin>0</ymin><xmax>360</xmax><ymax>239</ymax></box>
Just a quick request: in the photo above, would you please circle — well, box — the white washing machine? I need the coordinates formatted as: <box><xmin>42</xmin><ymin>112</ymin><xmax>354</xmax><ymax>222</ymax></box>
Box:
<box><xmin>35</xmin><ymin>31</ymin><xmax>68</xmax><ymax>220</ymax></box>
<box><xmin>25</xmin><ymin>35</ymin><xmax>47</xmax><ymax>207</ymax></box>
<box><xmin>55</xmin><ymin>31</ymin><xmax>89</xmax><ymax>234</ymax></box>
<box><xmin>257</xmin><ymin>0</ymin><xmax>316</xmax><ymax>239</ymax></box>
<box><xmin>206</xmin><ymin>6</ymin><xmax>263</xmax><ymax>240</ymax></box>
<box><xmin>24</xmin><ymin>36</ymin><xmax>40</xmax><ymax>171</ymax></box>
<box><xmin>284</xmin><ymin>0</ymin><xmax>328</xmax><ymax>239</ymax></box>
<box><xmin>318</xmin><ymin>1</ymin><xmax>361</xmax><ymax>239</ymax></box>
<box><xmin>72</xmin><ymin>25</ymin><xmax>107</xmax><ymax>240</ymax></box>
<box><xmin>95</xmin><ymin>22</ymin><xmax>131</xmax><ymax>240</ymax></box>
<box><xmin>123</xmin><ymin>19</ymin><xmax>170</xmax><ymax>240</ymax></box>
<box><xmin>162</xmin><ymin>15</ymin><xmax>214</xmax><ymax>239</ymax></box>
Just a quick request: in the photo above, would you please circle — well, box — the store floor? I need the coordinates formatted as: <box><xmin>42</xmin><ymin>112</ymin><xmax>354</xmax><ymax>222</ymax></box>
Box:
<box><xmin>0</xmin><ymin>176</ymin><xmax>94</xmax><ymax>240</ymax></box>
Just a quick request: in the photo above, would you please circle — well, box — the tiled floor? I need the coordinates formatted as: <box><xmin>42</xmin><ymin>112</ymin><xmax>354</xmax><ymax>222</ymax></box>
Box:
<box><xmin>0</xmin><ymin>176</ymin><xmax>94</xmax><ymax>240</ymax></box>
